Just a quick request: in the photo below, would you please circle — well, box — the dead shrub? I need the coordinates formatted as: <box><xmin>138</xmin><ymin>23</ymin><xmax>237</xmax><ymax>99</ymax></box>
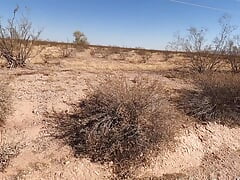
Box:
<box><xmin>45</xmin><ymin>74</ymin><xmax>175</xmax><ymax>178</ymax></box>
<box><xmin>176</xmin><ymin>72</ymin><xmax>240</xmax><ymax>124</ymax></box>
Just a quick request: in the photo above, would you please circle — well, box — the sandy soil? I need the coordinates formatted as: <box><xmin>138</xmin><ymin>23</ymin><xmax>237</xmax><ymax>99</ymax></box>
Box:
<box><xmin>0</xmin><ymin>47</ymin><xmax>240</xmax><ymax>179</ymax></box>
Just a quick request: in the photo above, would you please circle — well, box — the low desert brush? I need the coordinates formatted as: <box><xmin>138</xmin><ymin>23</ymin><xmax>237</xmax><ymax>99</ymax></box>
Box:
<box><xmin>176</xmin><ymin>72</ymin><xmax>240</xmax><ymax>124</ymax></box>
<box><xmin>46</xmin><ymin>73</ymin><xmax>175</xmax><ymax>178</ymax></box>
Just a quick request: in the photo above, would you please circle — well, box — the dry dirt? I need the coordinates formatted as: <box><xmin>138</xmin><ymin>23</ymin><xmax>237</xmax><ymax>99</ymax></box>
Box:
<box><xmin>0</xmin><ymin>47</ymin><xmax>240</xmax><ymax>180</ymax></box>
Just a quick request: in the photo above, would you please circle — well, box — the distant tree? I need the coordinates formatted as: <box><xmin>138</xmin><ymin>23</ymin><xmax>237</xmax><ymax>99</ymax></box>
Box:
<box><xmin>73</xmin><ymin>31</ymin><xmax>88</xmax><ymax>45</ymax></box>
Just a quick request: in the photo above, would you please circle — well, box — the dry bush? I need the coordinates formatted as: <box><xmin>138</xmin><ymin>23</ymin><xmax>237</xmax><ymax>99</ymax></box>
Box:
<box><xmin>163</xmin><ymin>51</ymin><xmax>174</xmax><ymax>61</ymax></box>
<box><xmin>225</xmin><ymin>38</ymin><xmax>240</xmax><ymax>73</ymax></box>
<box><xmin>0</xmin><ymin>142</ymin><xmax>20</xmax><ymax>172</ymax></box>
<box><xmin>107</xmin><ymin>46</ymin><xmax>122</xmax><ymax>54</ymax></box>
<box><xmin>136</xmin><ymin>49</ymin><xmax>152</xmax><ymax>63</ymax></box>
<box><xmin>176</xmin><ymin>72</ymin><xmax>240</xmax><ymax>124</ymax></box>
<box><xmin>90</xmin><ymin>47</ymin><xmax>108</xmax><ymax>58</ymax></box>
<box><xmin>0</xmin><ymin>7</ymin><xmax>41</xmax><ymax>68</ymax></box>
<box><xmin>90</xmin><ymin>46</ymin><xmax>127</xmax><ymax>60</ymax></box>
<box><xmin>107</xmin><ymin>46</ymin><xmax>127</xmax><ymax>60</ymax></box>
<box><xmin>89</xmin><ymin>48</ymin><xmax>97</xmax><ymax>57</ymax></box>
<box><xmin>45</xmin><ymin>74</ymin><xmax>175</xmax><ymax>178</ymax></box>
<box><xmin>227</xmin><ymin>54</ymin><xmax>240</xmax><ymax>73</ymax></box>
<box><xmin>74</xmin><ymin>43</ymin><xmax>89</xmax><ymax>53</ymax></box>
<box><xmin>60</xmin><ymin>44</ymin><xmax>75</xmax><ymax>58</ymax></box>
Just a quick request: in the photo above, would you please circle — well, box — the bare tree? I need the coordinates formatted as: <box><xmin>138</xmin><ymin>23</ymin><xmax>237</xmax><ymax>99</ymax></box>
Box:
<box><xmin>168</xmin><ymin>15</ymin><xmax>235</xmax><ymax>73</ymax></box>
<box><xmin>209</xmin><ymin>15</ymin><xmax>236</xmax><ymax>70</ymax></box>
<box><xmin>225</xmin><ymin>36</ymin><xmax>240</xmax><ymax>73</ymax></box>
<box><xmin>0</xmin><ymin>6</ymin><xmax>41</xmax><ymax>68</ymax></box>
<box><xmin>183</xmin><ymin>27</ymin><xmax>210</xmax><ymax>72</ymax></box>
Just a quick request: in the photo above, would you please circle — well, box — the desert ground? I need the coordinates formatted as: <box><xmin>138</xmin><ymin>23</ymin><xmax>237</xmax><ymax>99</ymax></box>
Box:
<box><xmin>0</xmin><ymin>45</ymin><xmax>240</xmax><ymax>180</ymax></box>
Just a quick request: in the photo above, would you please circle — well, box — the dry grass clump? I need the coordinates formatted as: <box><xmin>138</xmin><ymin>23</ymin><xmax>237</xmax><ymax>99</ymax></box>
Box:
<box><xmin>0</xmin><ymin>79</ymin><xmax>13</xmax><ymax>171</ymax></box>
<box><xmin>136</xmin><ymin>173</ymin><xmax>189</xmax><ymax>180</ymax></box>
<box><xmin>46</xmin><ymin>74</ymin><xmax>174</xmax><ymax>178</ymax></box>
<box><xmin>176</xmin><ymin>72</ymin><xmax>240</xmax><ymax>124</ymax></box>
<box><xmin>0</xmin><ymin>80</ymin><xmax>11</xmax><ymax>127</ymax></box>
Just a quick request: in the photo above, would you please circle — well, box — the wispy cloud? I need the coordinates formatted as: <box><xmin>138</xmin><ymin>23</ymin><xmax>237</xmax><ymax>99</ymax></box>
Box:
<box><xmin>169</xmin><ymin>0</ymin><xmax>228</xmax><ymax>12</ymax></box>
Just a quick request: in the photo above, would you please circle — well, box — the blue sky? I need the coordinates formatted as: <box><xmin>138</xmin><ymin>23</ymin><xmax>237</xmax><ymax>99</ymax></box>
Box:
<box><xmin>1</xmin><ymin>0</ymin><xmax>240</xmax><ymax>49</ymax></box>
